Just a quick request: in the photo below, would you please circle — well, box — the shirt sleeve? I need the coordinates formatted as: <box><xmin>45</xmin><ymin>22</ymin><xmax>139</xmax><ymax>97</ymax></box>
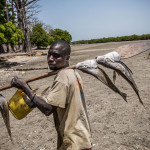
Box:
<box><xmin>44</xmin><ymin>81</ymin><xmax>68</xmax><ymax>108</ymax></box>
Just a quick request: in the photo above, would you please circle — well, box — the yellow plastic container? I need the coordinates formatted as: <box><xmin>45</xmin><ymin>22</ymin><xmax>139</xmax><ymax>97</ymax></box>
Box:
<box><xmin>8</xmin><ymin>89</ymin><xmax>34</xmax><ymax>120</ymax></box>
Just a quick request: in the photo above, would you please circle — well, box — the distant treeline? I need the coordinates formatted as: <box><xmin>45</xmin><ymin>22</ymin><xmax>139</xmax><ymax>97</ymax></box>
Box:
<box><xmin>72</xmin><ymin>34</ymin><xmax>150</xmax><ymax>44</ymax></box>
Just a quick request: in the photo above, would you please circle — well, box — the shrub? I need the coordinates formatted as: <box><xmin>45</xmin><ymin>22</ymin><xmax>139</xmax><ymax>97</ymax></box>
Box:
<box><xmin>0</xmin><ymin>21</ymin><xmax>24</xmax><ymax>51</ymax></box>
<box><xmin>50</xmin><ymin>28</ymin><xmax>72</xmax><ymax>43</ymax></box>
<box><xmin>30</xmin><ymin>24</ymin><xmax>54</xmax><ymax>48</ymax></box>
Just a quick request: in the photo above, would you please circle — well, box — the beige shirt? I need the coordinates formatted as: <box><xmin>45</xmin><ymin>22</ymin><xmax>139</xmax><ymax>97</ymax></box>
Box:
<box><xmin>45</xmin><ymin>69</ymin><xmax>92</xmax><ymax>150</ymax></box>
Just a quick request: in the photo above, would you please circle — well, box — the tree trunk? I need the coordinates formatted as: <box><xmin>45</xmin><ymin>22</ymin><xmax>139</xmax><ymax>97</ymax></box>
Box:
<box><xmin>22</xmin><ymin>0</ymin><xmax>32</xmax><ymax>54</ymax></box>
<box><xmin>4</xmin><ymin>0</ymin><xmax>9</xmax><ymax>22</ymax></box>
<box><xmin>12</xmin><ymin>0</ymin><xmax>32</xmax><ymax>54</ymax></box>
<box><xmin>0</xmin><ymin>45</ymin><xmax>5</xmax><ymax>53</ymax></box>
<box><xmin>5</xmin><ymin>0</ymin><xmax>11</xmax><ymax>52</ymax></box>
<box><xmin>10</xmin><ymin>0</ymin><xmax>15</xmax><ymax>23</ymax></box>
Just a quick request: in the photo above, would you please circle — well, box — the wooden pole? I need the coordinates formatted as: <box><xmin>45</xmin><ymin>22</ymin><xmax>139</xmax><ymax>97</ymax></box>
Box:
<box><xmin>0</xmin><ymin>65</ymin><xmax>76</xmax><ymax>91</ymax></box>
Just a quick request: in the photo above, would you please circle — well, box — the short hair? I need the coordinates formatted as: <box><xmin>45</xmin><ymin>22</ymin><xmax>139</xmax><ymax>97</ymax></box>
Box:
<box><xmin>50</xmin><ymin>40</ymin><xmax>71</xmax><ymax>55</ymax></box>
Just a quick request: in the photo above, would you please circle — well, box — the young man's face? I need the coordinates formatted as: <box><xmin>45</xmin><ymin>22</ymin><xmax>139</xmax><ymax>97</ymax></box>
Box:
<box><xmin>47</xmin><ymin>44</ymin><xmax>70</xmax><ymax>70</ymax></box>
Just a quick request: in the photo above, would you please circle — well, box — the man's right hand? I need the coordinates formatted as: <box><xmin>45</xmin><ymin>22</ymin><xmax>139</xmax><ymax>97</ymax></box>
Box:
<box><xmin>11</xmin><ymin>76</ymin><xmax>28</xmax><ymax>90</ymax></box>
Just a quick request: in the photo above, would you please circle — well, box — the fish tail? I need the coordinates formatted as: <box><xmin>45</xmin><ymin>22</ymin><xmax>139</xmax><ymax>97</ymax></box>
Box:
<box><xmin>98</xmin><ymin>67</ymin><xmax>128</xmax><ymax>102</ymax></box>
<box><xmin>133</xmin><ymin>87</ymin><xmax>145</xmax><ymax>107</ymax></box>
<box><xmin>120</xmin><ymin>92</ymin><xmax>127</xmax><ymax>102</ymax></box>
<box><xmin>113</xmin><ymin>71</ymin><xmax>116</xmax><ymax>84</ymax></box>
<box><xmin>137</xmin><ymin>94</ymin><xmax>145</xmax><ymax>107</ymax></box>
<box><xmin>2</xmin><ymin>100</ymin><xmax>13</xmax><ymax>142</ymax></box>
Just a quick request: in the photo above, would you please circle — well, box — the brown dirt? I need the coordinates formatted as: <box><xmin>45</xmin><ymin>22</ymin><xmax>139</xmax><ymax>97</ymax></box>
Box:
<box><xmin>0</xmin><ymin>40</ymin><xmax>150</xmax><ymax>150</ymax></box>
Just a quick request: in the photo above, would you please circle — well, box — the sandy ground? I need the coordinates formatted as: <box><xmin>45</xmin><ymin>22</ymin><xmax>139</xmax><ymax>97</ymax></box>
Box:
<box><xmin>0</xmin><ymin>40</ymin><xmax>150</xmax><ymax>150</ymax></box>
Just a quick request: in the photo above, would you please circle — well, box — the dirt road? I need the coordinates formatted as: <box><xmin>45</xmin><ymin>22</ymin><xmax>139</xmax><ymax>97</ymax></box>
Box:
<box><xmin>0</xmin><ymin>40</ymin><xmax>150</xmax><ymax>150</ymax></box>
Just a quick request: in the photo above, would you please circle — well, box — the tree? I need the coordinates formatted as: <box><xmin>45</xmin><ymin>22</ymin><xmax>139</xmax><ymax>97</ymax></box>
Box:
<box><xmin>11</xmin><ymin>0</ymin><xmax>40</xmax><ymax>53</ymax></box>
<box><xmin>0</xmin><ymin>0</ymin><xmax>10</xmax><ymax>23</ymax></box>
<box><xmin>50</xmin><ymin>28</ymin><xmax>72</xmax><ymax>43</ymax></box>
<box><xmin>0</xmin><ymin>0</ymin><xmax>20</xmax><ymax>52</ymax></box>
<box><xmin>0</xmin><ymin>0</ymin><xmax>6</xmax><ymax>24</ymax></box>
<box><xmin>0</xmin><ymin>21</ymin><xmax>24</xmax><ymax>53</ymax></box>
<box><xmin>30</xmin><ymin>24</ymin><xmax>53</xmax><ymax>49</ymax></box>
<box><xmin>0</xmin><ymin>0</ymin><xmax>16</xmax><ymax>24</ymax></box>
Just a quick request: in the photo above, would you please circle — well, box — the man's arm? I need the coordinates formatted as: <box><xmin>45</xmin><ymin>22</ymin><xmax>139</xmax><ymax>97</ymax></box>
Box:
<box><xmin>11</xmin><ymin>76</ymin><xmax>55</xmax><ymax>116</ymax></box>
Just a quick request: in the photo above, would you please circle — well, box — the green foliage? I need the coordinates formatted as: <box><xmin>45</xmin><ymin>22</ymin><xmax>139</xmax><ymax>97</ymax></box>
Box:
<box><xmin>30</xmin><ymin>24</ymin><xmax>53</xmax><ymax>48</ymax></box>
<box><xmin>50</xmin><ymin>28</ymin><xmax>72</xmax><ymax>43</ymax></box>
<box><xmin>72</xmin><ymin>34</ymin><xmax>150</xmax><ymax>44</ymax></box>
<box><xmin>48</xmin><ymin>35</ymin><xmax>54</xmax><ymax>45</ymax></box>
<box><xmin>0</xmin><ymin>0</ymin><xmax>6</xmax><ymax>23</ymax></box>
<box><xmin>0</xmin><ymin>33</ymin><xmax>7</xmax><ymax>44</ymax></box>
<box><xmin>0</xmin><ymin>21</ymin><xmax>24</xmax><ymax>46</ymax></box>
<box><xmin>30</xmin><ymin>25</ymin><xmax>72</xmax><ymax>48</ymax></box>
<box><xmin>0</xmin><ymin>0</ymin><xmax>16</xmax><ymax>24</ymax></box>
<box><xmin>0</xmin><ymin>24</ymin><xmax>6</xmax><ymax>32</ymax></box>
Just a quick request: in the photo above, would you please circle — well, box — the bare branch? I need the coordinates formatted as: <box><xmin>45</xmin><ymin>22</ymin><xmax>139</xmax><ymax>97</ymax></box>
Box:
<box><xmin>25</xmin><ymin>0</ymin><xmax>40</xmax><ymax>7</ymax></box>
<box><xmin>25</xmin><ymin>3</ymin><xmax>40</xmax><ymax>12</ymax></box>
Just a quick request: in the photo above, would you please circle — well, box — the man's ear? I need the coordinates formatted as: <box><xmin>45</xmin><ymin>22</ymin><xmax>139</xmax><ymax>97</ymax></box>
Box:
<box><xmin>66</xmin><ymin>55</ymin><xmax>70</xmax><ymax>61</ymax></box>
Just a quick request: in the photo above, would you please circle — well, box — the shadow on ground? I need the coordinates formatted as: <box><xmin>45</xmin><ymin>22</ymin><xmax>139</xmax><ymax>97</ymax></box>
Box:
<box><xmin>0</xmin><ymin>61</ymin><xmax>25</xmax><ymax>69</ymax></box>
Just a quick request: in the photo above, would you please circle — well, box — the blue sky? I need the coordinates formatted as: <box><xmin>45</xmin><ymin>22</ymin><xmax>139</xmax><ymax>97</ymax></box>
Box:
<box><xmin>37</xmin><ymin>0</ymin><xmax>150</xmax><ymax>41</ymax></box>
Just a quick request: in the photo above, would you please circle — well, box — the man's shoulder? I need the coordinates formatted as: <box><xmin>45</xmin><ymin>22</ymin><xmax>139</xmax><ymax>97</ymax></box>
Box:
<box><xmin>55</xmin><ymin>69</ymin><xmax>75</xmax><ymax>83</ymax></box>
<box><xmin>55</xmin><ymin>69</ymin><xmax>81</xmax><ymax>84</ymax></box>
<box><xmin>58</xmin><ymin>68</ymin><xmax>75</xmax><ymax>76</ymax></box>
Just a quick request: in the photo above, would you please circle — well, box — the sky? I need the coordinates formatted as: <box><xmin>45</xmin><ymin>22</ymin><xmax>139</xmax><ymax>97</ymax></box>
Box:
<box><xmin>37</xmin><ymin>0</ymin><xmax>150</xmax><ymax>41</ymax></box>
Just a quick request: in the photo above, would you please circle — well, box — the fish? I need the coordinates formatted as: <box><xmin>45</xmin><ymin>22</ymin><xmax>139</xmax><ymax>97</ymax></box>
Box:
<box><xmin>76</xmin><ymin>59</ymin><xmax>127</xmax><ymax>102</ymax></box>
<box><xmin>0</xmin><ymin>94</ymin><xmax>12</xmax><ymax>142</ymax></box>
<box><xmin>96</xmin><ymin>51</ymin><xmax>121</xmax><ymax>62</ymax></box>
<box><xmin>96</xmin><ymin>51</ymin><xmax>144</xmax><ymax>106</ymax></box>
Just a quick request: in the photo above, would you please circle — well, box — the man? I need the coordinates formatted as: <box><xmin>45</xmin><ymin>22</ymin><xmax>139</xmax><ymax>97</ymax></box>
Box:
<box><xmin>11</xmin><ymin>40</ymin><xmax>92</xmax><ymax>150</ymax></box>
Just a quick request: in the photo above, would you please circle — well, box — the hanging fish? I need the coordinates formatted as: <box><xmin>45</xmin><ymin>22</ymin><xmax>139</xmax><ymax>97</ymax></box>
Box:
<box><xmin>96</xmin><ymin>51</ymin><xmax>144</xmax><ymax>106</ymax></box>
<box><xmin>0</xmin><ymin>94</ymin><xmax>12</xmax><ymax>142</ymax></box>
<box><xmin>76</xmin><ymin>59</ymin><xmax>127</xmax><ymax>102</ymax></box>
